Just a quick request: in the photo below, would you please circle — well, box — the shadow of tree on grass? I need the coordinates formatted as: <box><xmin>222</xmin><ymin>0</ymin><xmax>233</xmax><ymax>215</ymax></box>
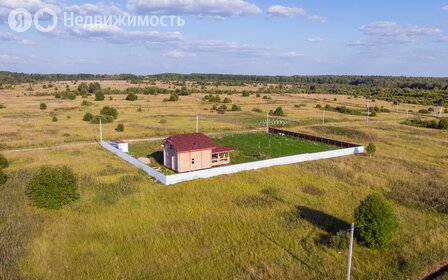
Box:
<box><xmin>297</xmin><ymin>205</ymin><xmax>350</xmax><ymax>234</ymax></box>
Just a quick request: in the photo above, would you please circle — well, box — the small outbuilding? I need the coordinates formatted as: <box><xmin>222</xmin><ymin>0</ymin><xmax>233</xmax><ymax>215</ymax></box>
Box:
<box><xmin>161</xmin><ymin>133</ymin><xmax>232</xmax><ymax>173</ymax></box>
<box><xmin>109</xmin><ymin>140</ymin><xmax>129</xmax><ymax>153</ymax></box>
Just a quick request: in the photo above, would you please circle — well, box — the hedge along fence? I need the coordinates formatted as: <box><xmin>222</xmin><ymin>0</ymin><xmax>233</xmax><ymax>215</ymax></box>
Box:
<box><xmin>100</xmin><ymin>133</ymin><xmax>364</xmax><ymax>186</ymax></box>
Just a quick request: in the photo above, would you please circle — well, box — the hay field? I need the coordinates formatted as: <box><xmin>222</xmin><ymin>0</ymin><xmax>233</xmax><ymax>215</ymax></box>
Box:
<box><xmin>1</xmin><ymin>81</ymin><xmax>447</xmax><ymax>279</ymax></box>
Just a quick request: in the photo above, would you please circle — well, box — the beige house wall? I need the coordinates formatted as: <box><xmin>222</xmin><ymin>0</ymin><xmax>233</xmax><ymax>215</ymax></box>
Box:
<box><xmin>175</xmin><ymin>149</ymin><xmax>213</xmax><ymax>173</ymax></box>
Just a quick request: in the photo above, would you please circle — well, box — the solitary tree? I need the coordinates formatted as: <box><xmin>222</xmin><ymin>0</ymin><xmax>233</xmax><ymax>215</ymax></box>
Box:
<box><xmin>273</xmin><ymin>106</ymin><xmax>285</xmax><ymax>116</ymax></box>
<box><xmin>354</xmin><ymin>194</ymin><xmax>398</xmax><ymax>249</ymax></box>
<box><xmin>40</xmin><ymin>103</ymin><xmax>47</xmax><ymax>110</ymax></box>
<box><xmin>365</xmin><ymin>143</ymin><xmax>376</xmax><ymax>157</ymax></box>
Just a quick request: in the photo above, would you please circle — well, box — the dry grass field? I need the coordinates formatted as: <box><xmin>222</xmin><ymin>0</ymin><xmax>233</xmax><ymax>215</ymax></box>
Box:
<box><xmin>1</xmin><ymin>80</ymin><xmax>447</xmax><ymax>279</ymax></box>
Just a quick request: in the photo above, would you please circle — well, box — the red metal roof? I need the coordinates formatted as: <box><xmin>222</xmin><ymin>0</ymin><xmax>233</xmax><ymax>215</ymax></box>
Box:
<box><xmin>163</xmin><ymin>133</ymin><xmax>216</xmax><ymax>152</ymax></box>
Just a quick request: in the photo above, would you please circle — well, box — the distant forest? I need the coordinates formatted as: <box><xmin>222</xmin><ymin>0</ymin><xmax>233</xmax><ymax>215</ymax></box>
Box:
<box><xmin>1</xmin><ymin>71</ymin><xmax>447</xmax><ymax>106</ymax></box>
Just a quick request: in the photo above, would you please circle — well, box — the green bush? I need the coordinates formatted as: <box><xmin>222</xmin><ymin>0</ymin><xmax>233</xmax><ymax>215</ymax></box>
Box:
<box><xmin>223</xmin><ymin>97</ymin><xmax>232</xmax><ymax>103</ymax></box>
<box><xmin>242</xmin><ymin>90</ymin><xmax>250</xmax><ymax>97</ymax></box>
<box><xmin>40</xmin><ymin>103</ymin><xmax>47</xmax><ymax>110</ymax></box>
<box><xmin>273</xmin><ymin>106</ymin><xmax>285</xmax><ymax>116</ymax></box>
<box><xmin>354</xmin><ymin>194</ymin><xmax>398</xmax><ymax>249</ymax></box>
<box><xmin>231</xmin><ymin>104</ymin><xmax>242</xmax><ymax>111</ymax></box>
<box><xmin>100</xmin><ymin>106</ymin><xmax>118</xmax><ymax>119</ymax></box>
<box><xmin>0</xmin><ymin>154</ymin><xmax>9</xmax><ymax>169</ymax></box>
<box><xmin>329</xmin><ymin>230</ymin><xmax>349</xmax><ymax>250</ymax></box>
<box><xmin>26</xmin><ymin>165</ymin><xmax>79</xmax><ymax>209</ymax></box>
<box><xmin>95</xmin><ymin>91</ymin><xmax>105</xmax><ymax>101</ymax></box>
<box><xmin>165</xmin><ymin>93</ymin><xmax>179</xmax><ymax>102</ymax></box>
<box><xmin>438</xmin><ymin>118</ymin><xmax>448</xmax><ymax>129</ymax></box>
<box><xmin>126</xmin><ymin>93</ymin><xmax>138</xmax><ymax>101</ymax></box>
<box><xmin>0</xmin><ymin>169</ymin><xmax>6</xmax><ymax>185</ymax></box>
<box><xmin>67</xmin><ymin>92</ymin><xmax>77</xmax><ymax>100</ymax></box>
<box><xmin>81</xmin><ymin>100</ymin><xmax>92</xmax><ymax>106</ymax></box>
<box><xmin>252</xmin><ymin>107</ymin><xmax>263</xmax><ymax>113</ymax></box>
<box><xmin>82</xmin><ymin>112</ymin><xmax>94</xmax><ymax>122</ymax></box>
<box><xmin>365</xmin><ymin>143</ymin><xmax>376</xmax><ymax>157</ymax></box>
<box><xmin>52</xmin><ymin>116</ymin><xmax>58</xmax><ymax>122</ymax></box>
<box><xmin>115</xmin><ymin>123</ymin><xmax>124</xmax><ymax>132</ymax></box>
<box><xmin>90</xmin><ymin>115</ymin><xmax>114</xmax><ymax>124</ymax></box>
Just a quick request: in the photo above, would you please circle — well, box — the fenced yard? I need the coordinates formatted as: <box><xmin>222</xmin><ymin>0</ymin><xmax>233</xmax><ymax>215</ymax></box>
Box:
<box><xmin>102</xmin><ymin>129</ymin><xmax>364</xmax><ymax>185</ymax></box>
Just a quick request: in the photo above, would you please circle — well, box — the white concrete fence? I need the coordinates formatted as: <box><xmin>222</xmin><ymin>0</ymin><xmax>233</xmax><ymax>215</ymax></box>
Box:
<box><xmin>101</xmin><ymin>141</ymin><xmax>364</xmax><ymax>186</ymax></box>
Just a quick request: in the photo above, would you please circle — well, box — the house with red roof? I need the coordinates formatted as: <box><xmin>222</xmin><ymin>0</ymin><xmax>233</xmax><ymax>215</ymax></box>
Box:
<box><xmin>161</xmin><ymin>133</ymin><xmax>233</xmax><ymax>173</ymax></box>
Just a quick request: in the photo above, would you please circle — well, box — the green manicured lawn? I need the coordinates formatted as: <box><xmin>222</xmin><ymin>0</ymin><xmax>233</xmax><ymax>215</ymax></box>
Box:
<box><xmin>129</xmin><ymin>133</ymin><xmax>339</xmax><ymax>171</ymax></box>
<box><xmin>213</xmin><ymin>133</ymin><xmax>339</xmax><ymax>164</ymax></box>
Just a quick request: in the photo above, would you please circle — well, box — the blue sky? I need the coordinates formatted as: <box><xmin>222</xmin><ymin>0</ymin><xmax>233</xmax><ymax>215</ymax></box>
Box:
<box><xmin>1</xmin><ymin>0</ymin><xmax>448</xmax><ymax>76</ymax></box>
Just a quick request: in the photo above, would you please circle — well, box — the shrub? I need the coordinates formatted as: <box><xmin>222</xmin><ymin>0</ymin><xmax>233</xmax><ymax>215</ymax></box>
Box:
<box><xmin>218</xmin><ymin>105</ymin><xmax>227</xmax><ymax>111</ymax></box>
<box><xmin>418</xmin><ymin>109</ymin><xmax>429</xmax><ymax>114</ymax></box>
<box><xmin>0</xmin><ymin>154</ymin><xmax>9</xmax><ymax>169</ymax></box>
<box><xmin>67</xmin><ymin>92</ymin><xmax>76</xmax><ymax>100</ymax></box>
<box><xmin>115</xmin><ymin>123</ymin><xmax>124</xmax><ymax>132</ymax></box>
<box><xmin>354</xmin><ymin>194</ymin><xmax>398</xmax><ymax>249</ymax></box>
<box><xmin>0</xmin><ymin>169</ymin><xmax>6</xmax><ymax>185</ymax></box>
<box><xmin>231</xmin><ymin>104</ymin><xmax>242</xmax><ymax>111</ymax></box>
<box><xmin>90</xmin><ymin>115</ymin><xmax>114</xmax><ymax>124</ymax></box>
<box><xmin>83</xmin><ymin>112</ymin><xmax>94</xmax><ymax>122</ymax></box>
<box><xmin>223</xmin><ymin>97</ymin><xmax>232</xmax><ymax>103</ymax></box>
<box><xmin>316</xmin><ymin>104</ymin><xmax>322</xmax><ymax>109</ymax></box>
<box><xmin>26</xmin><ymin>165</ymin><xmax>79</xmax><ymax>209</ymax></box>
<box><xmin>242</xmin><ymin>90</ymin><xmax>250</xmax><ymax>97</ymax></box>
<box><xmin>365</xmin><ymin>143</ymin><xmax>376</xmax><ymax>157</ymax></box>
<box><xmin>252</xmin><ymin>107</ymin><xmax>263</xmax><ymax>113</ymax></box>
<box><xmin>273</xmin><ymin>106</ymin><xmax>285</xmax><ymax>116</ymax></box>
<box><xmin>54</xmin><ymin>93</ymin><xmax>61</xmax><ymax>99</ymax></box>
<box><xmin>165</xmin><ymin>93</ymin><xmax>179</xmax><ymax>102</ymax></box>
<box><xmin>95</xmin><ymin>91</ymin><xmax>105</xmax><ymax>101</ymax></box>
<box><xmin>329</xmin><ymin>230</ymin><xmax>349</xmax><ymax>250</ymax></box>
<box><xmin>88</xmin><ymin>82</ymin><xmax>101</xmax><ymax>93</ymax></box>
<box><xmin>100</xmin><ymin>106</ymin><xmax>118</xmax><ymax>119</ymax></box>
<box><xmin>438</xmin><ymin>118</ymin><xmax>448</xmax><ymax>129</ymax></box>
<box><xmin>40</xmin><ymin>103</ymin><xmax>47</xmax><ymax>110</ymax></box>
<box><xmin>52</xmin><ymin>116</ymin><xmax>58</xmax><ymax>122</ymax></box>
<box><xmin>81</xmin><ymin>100</ymin><xmax>92</xmax><ymax>106</ymax></box>
<box><xmin>126</xmin><ymin>93</ymin><xmax>138</xmax><ymax>101</ymax></box>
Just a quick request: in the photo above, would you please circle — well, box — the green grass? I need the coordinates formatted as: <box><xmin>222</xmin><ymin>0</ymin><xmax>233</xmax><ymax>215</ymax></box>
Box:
<box><xmin>213</xmin><ymin>133</ymin><xmax>338</xmax><ymax>164</ymax></box>
<box><xmin>128</xmin><ymin>133</ymin><xmax>338</xmax><ymax>170</ymax></box>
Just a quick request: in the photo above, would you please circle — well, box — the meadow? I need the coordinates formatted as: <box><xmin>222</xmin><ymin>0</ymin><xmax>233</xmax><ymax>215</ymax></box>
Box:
<box><xmin>0</xmin><ymin>80</ymin><xmax>447</xmax><ymax>279</ymax></box>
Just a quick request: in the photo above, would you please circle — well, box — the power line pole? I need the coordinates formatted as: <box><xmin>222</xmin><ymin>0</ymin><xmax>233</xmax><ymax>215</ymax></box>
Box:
<box><xmin>99</xmin><ymin>119</ymin><xmax>103</xmax><ymax>143</ymax></box>
<box><xmin>366</xmin><ymin>101</ymin><xmax>370</xmax><ymax>123</ymax></box>
<box><xmin>346</xmin><ymin>222</ymin><xmax>355</xmax><ymax>280</ymax></box>
<box><xmin>322</xmin><ymin>108</ymin><xmax>326</xmax><ymax>125</ymax></box>
<box><xmin>196</xmin><ymin>113</ymin><xmax>199</xmax><ymax>133</ymax></box>
<box><xmin>266</xmin><ymin>112</ymin><xmax>269</xmax><ymax>133</ymax></box>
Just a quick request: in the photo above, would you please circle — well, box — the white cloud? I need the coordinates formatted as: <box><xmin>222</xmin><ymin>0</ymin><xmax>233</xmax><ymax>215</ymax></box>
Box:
<box><xmin>127</xmin><ymin>0</ymin><xmax>262</xmax><ymax>18</ymax></box>
<box><xmin>0</xmin><ymin>54</ymin><xmax>19</xmax><ymax>61</ymax></box>
<box><xmin>0</xmin><ymin>31</ymin><xmax>32</xmax><ymax>44</ymax></box>
<box><xmin>65</xmin><ymin>3</ymin><xmax>127</xmax><ymax>16</ymax></box>
<box><xmin>349</xmin><ymin>21</ymin><xmax>442</xmax><ymax>46</ymax></box>
<box><xmin>281</xmin><ymin>51</ymin><xmax>305</xmax><ymax>58</ymax></box>
<box><xmin>162</xmin><ymin>50</ymin><xmax>195</xmax><ymax>58</ymax></box>
<box><xmin>56</xmin><ymin>24</ymin><xmax>183</xmax><ymax>44</ymax></box>
<box><xmin>307</xmin><ymin>15</ymin><xmax>326</xmax><ymax>23</ymax></box>
<box><xmin>307</xmin><ymin>37</ymin><xmax>324</xmax><ymax>43</ymax></box>
<box><xmin>0</xmin><ymin>0</ymin><xmax>61</xmax><ymax>21</ymax></box>
<box><xmin>442</xmin><ymin>5</ymin><xmax>448</xmax><ymax>10</ymax></box>
<box><xmin>267</xmin><ymin>5</ymin><xmax>305</xmax><ymax>17</ymax></box>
